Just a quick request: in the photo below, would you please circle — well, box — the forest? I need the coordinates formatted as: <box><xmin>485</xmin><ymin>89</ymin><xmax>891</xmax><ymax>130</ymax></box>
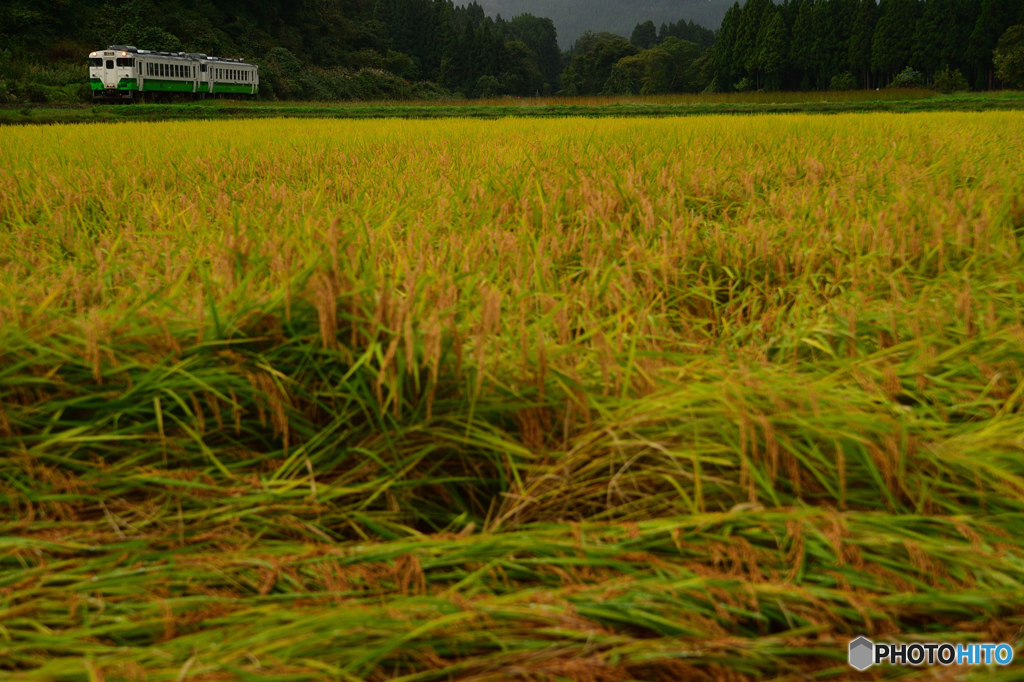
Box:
<box><xmin>565</xmin><ymin>0</ymin><xmax>1024</xmax><ymax>95</ymax></box>
<box><xmin>0</xmin><ymin>0</ymin><xmax>1022</xmax><ymax>103</ymax></box>
<box><xmin>0</xmin><ymin>0</ymin><xmax>562</xmax><ymax>101</ymax></box>
<box><xmin>708</xmin><ymin>0</ymin><xmax>1024</xmax><ymax>93</ymax></box>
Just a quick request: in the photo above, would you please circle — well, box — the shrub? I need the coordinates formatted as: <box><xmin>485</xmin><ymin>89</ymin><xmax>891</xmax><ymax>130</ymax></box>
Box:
<box><xmin>890</xmin><ymin>66</ymin><xmax>923</xmax><ymax>88</ymax></box>
<box><xmin>933</xmin><ymin>67</ymin><xmax>970</xmax><ymax>93</ymax></box>
<box><xmin>476</xmin><ymin>75</ymin><xmax>500</xmax><ymax>98</ymax></box>
<box><xmin>733</xmin><ymin>77</ymin><xmax>753</xmax><ymax>92</ymax></box>
<box><xmin>829</xmin><ymin>72</ymin><xmax>858</xmax><ymax>91</ymax></box>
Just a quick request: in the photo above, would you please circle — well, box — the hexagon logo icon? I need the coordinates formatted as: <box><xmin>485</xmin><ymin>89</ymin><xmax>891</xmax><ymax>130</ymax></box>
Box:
<box><xmin>849</xmin><ymin>636</ymin><xmax>874</xmax><ymax>671</ymax></box>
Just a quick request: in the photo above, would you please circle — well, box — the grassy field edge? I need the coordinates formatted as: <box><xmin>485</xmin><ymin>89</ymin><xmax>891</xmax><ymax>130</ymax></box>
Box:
<box><xmin>4</xmin><ymin>92</ymin><xmax>1024</xmax><ymax>125</ymax></box>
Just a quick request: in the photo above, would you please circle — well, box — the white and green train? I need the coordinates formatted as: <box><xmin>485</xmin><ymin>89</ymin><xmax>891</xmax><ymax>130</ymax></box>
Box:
<box><xmin>89</xmin><ymin>45</ymin><xmax>258</xmax><ymax>102</ymax></box>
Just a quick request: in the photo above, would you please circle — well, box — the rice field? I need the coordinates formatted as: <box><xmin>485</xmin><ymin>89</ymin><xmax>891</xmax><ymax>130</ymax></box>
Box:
<box><xmin>1</xmin><ymin>113</ymin><xmax>1024</xmax><ymax>681</ymax></box>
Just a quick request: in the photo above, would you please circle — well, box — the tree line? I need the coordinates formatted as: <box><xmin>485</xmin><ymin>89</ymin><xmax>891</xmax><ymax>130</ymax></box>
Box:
<box><xmin>561</xmin><ymin>0</ymin><xmax>1024</xmax><ymax>96</ymax></box>
<box><xmin>709</xmin><ymin>0</ymin><xmax>1024</xmax><ymax>92</ymax></box>
<box><xmin>1</xmin><ymin>0</ymin><xmax>1022</xmax><ymax>104</ymax></box>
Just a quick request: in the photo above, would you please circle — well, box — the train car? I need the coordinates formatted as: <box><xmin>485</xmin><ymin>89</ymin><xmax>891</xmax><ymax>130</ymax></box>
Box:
<box><xmin>89</xmin><ymin>45</ymin><xmax>259</xmax><ymax>102</ymax></box>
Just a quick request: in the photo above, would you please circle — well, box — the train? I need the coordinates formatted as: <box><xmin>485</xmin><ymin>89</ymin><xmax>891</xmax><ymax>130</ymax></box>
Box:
<box><xmin>89</xmin><ymin>45</ymin><xmax>259</xmax><ymax>102</ymax></box>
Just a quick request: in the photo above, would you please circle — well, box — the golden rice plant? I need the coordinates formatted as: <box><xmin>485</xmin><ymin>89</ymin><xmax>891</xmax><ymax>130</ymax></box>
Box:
<box><xmin>1</xmin><ymin>113</ymin><xmax>1023</xmax><ymax>680</ymax></box>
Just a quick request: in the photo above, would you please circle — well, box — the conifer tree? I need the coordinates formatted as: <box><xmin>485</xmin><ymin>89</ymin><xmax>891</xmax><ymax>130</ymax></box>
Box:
<box><xmin>757</xmin><ymin>9</ymin><xmax>789</xmax><ymax>89</ymax></box>
<box><xmin>630</xmin><ymin>20</ymin><xmax>658</xmax><ymax>49</ymax></box>
<box><xmin>872</xmin><ymin>0</ymin><xmax>921</xmax><ymax>83</ymax></box>
<box><xmin>789</xmin><ymin>0</ymin><xmax>816</xmax><ymax>88</ymax></box>
<box><xmin>849</xmin><ymin>0</ymin><xmax>877</xmax><ymax>87</ymax></box>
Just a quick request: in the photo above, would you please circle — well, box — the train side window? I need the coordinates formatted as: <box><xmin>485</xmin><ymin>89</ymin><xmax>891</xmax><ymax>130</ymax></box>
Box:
<box><xmin>201</xmin><ymin>63</ymin><xmax>207</xmax><ymax>73</ymax></box>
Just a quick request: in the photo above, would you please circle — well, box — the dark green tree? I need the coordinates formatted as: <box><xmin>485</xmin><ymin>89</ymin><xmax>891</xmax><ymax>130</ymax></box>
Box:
<box><xmin>789</xmin><ymin>0</ymin><xmax>816</xmax><ymax>88</ymax></box>
<box><xmin>849</xmin><ymin>0</ymin><xmax>877</xmax><ymax>87</ymax></box>
<box><xmin>506</xmin><ymin>14</ymin><xmax>561</xmax><ymax>91</ymax></box>
<box><xmin>757</xmin><ymin>9</ymin><xmax>789</xmax><ymax>90</ymax></box>
<box><xmin>560</xmin><ymin>32</ymin><xmax>638</xmax><ymax>95</ymax></box>
<box><xmin>630</xmin><ymin>20</ymin><xmax>658</xmax><ymax>49</ymax></box>
<box><xmin>711</xmin><ymin>2</ymin><xmax>741</xmax><ymax>90</ymax></box>
<box><xmin>968</xmin><ymin>0</ymin><xmax>1017</xmax><ymax>88</ymax></box>
<box><xmin>994</xmin><ymin>24</ymin><xmax>1024</xmax><ymax>87</ymax></box>
<box><xmin>872</xmin><ymin>0</ymin><xmax>922</xmax><ymax>83</ymax></box>
<box><xmin>911</xmin><ymin>0</ymin><xmax>949</xmax><ymax>76</ymax></box>
<box><xmin>735</xmin><ymin>0</ymin><xmax>772</xmax><ymax>83</ymax></box>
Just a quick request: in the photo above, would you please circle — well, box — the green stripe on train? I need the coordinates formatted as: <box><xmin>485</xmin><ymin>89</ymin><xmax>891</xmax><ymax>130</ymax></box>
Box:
<box><xmin>211</xmin><ymin>83</ymin><xmax>255</xmax><ymax>94</ymax></box>
<box><xmin>89</xmin><ymin>78</ymin><xmax>255</xmax><ymax>95</ymax></box>
<box><xmin>139</xmin><ymin>79</ymin><xmax>195</xmax><ymax>92</ymax></box>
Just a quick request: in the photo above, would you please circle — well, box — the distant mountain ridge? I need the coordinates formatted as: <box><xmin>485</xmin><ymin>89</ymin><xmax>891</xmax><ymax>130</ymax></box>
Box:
<box><xmin>477</xmin><ymin>0</ymin><xmax>730</xmax><ymax>48</ymax></box>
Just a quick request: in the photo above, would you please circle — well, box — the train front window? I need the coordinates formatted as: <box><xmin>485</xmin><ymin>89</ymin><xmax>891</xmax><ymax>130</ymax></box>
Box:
<box><xmin>89</xmin><ymin>58</ymin><xmax>102</xmax><ymax>67</ymax></box>
<box><xmin>116</xmin><ymin>58</ymin><xmax>134</xmax><ymax>67</ymax></box>
<box><xmin>106</xmin><ymin>60</ymin><xmax>114</xmax><ymax>69</ymax></box>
